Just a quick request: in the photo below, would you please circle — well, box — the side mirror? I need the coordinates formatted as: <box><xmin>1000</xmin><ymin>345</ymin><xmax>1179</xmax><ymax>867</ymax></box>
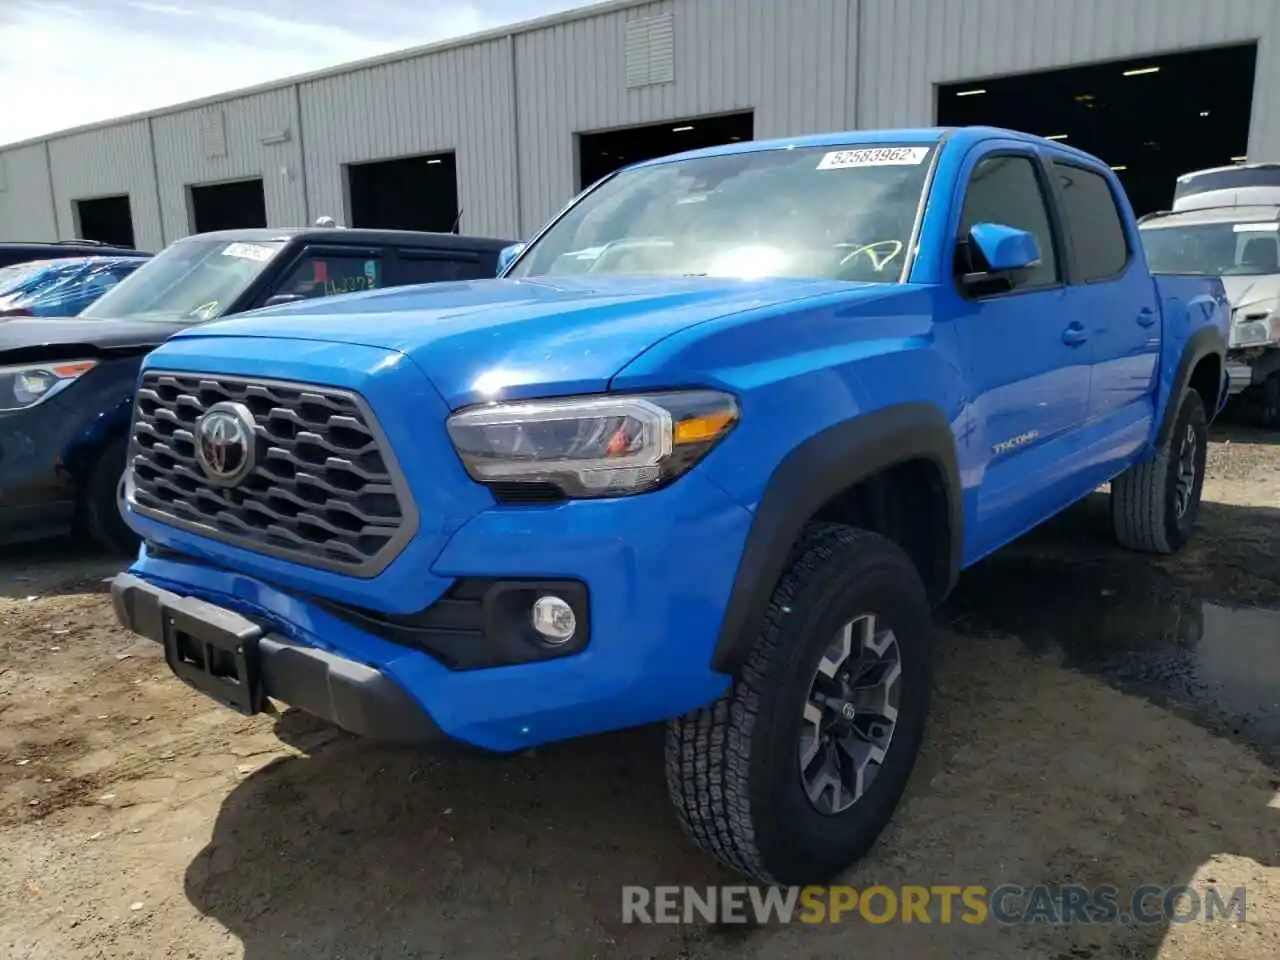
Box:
<box><xmin>262</xmin><ymin>293</ymin><xmax>305</xmax><ymax>308</ymax></box>
<box><xmin>969</xmin><ymin>222</ymin><xmax>1040</xmax><ymax>272</ymax></box>
<box><xmin>497</xmin><ymin>242</ymin><xmax>526</xmax><ymax>275</ymax></box>
<box><xmin>960</xmin><ymin>223</ymin><xmax>1041</xmax><ymax>296</ymax></box>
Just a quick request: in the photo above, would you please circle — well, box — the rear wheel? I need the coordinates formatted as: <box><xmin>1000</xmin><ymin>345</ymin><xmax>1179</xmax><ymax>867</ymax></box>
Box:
<box><xmin>665</xmin><ymin>524</ymin><xmax>933</xmax><ymax>885</ymax></box>
<box><xmin>80</xmin><ymin>437</ymin><xmax>139</xmax><ymax>555</ymax></box>
<box><xmin>1111</xmin><ymin>389</ymin><xmax>1207</xmax><ymax>554</ymax></box>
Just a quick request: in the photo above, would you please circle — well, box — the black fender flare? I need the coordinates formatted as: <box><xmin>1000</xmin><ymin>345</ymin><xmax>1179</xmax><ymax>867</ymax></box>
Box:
<box><xmin>711</xmin><ymin>401</ymin><xmax>963</xmax><ymax>674</ymax></box>
<box><xmin>1156</xmin><ymin>325</ymin><xmax>1226</xmax><ymax>449</ymax></box>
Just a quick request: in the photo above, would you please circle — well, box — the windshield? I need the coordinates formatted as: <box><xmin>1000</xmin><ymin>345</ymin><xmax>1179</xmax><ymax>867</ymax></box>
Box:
<box><xmin>81</xmin><ymin>238</ymin><xmax>284</xmax><ymax>320</ymax></box>
<box><xmin>1140</xmin><ymin>221</ymin><xmax>1280</xmax><ymax>277</ymax></box>
<box><xmin>507</xmin><ymin>144</ymin><xmax>937</xmax><ymax>283</ymax></box>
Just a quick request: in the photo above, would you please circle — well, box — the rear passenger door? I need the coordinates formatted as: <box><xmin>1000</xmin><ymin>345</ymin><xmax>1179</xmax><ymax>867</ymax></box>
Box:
<box><xmin>945</xmin><ymin>146</ymin><xmax>1093</xmax><ymax>549</ymax></box>
<box><xmin>1050</xmin><ymin>159</ymin><xmax>1160</xmax><ymax>437</ymax></box>
<box><xmin>389</xmin><ymin>248</ymin><xmax>486</xmax><ymax>286</ymax></box>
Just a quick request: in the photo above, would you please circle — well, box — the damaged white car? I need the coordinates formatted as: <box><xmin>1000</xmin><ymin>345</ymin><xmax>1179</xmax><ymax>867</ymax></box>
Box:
<box><xmin>1140</xmin><ymin>162</ymin><xmax>1280</xmax><ymax>426</ymax></box>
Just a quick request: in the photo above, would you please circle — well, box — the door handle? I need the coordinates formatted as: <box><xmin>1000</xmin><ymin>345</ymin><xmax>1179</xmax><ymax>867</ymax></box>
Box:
<box><xmin>1062</xmin><ymin>323</ymin><xmax>1088</xmax><ymax>346</ymax></box>
<box><xmin>1136</xmin><ymin>307</ymin><xmax>1157</xmax><ymax>327</ymax></box>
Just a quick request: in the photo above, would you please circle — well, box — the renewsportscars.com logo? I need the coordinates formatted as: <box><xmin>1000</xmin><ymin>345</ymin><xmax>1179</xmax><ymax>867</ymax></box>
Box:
<box><xmin>622</xmin><ymin>884</ymin><xmax>1248</xmax><ymax>926</ymax></box>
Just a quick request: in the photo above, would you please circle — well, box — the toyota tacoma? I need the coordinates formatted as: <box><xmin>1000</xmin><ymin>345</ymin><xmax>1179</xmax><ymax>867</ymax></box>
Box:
<box><xmin>110</xmin><ymin>127</ymin><xmax>1229</xmax><ymax>884</ymax></box>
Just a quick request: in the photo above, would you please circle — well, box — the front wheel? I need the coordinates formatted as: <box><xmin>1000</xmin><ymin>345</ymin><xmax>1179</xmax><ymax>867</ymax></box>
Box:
<box><xmin>1111</xmin><ymin>388</ymin><xmax>1207</xmax><ymax>554</ymax></box>
<box><xmin>79</xmin><ymin>437</ymin><xmax>140</xmax><ymax>555</ymax></box>
<box><xmin>665</xmin><ymin>525</ymin><xmax>933</xmax><ymax>885</ymax></box>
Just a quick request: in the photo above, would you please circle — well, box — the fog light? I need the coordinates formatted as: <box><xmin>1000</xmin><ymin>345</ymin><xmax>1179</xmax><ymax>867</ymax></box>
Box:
<box><xmin>531</xmin><ymin>595</ymin><xmax>576</xmax><ymax>644</ymax></box>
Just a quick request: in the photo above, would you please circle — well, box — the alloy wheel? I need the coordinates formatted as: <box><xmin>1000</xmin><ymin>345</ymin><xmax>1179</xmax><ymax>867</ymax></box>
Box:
<box><xmin>799</xmin><ymin>613</ymin><xmax>902</xmax><ymax>815</ymax></box>
<box><xmin>1174</xmin><ymin>422</ymin><xmax>1198</xmax><ymax>519</ymax></box>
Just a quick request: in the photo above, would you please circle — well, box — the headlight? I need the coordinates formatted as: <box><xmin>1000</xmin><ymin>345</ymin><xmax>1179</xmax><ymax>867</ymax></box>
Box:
<box><xmin>0</xmin><ymin>360</ymin><xmax>97</xmax><ymax>412</ymax></box>
<box><xmin>446</xmin><ymin>389</ymin><xmax>739</xmax><ymax>498</ymax></box>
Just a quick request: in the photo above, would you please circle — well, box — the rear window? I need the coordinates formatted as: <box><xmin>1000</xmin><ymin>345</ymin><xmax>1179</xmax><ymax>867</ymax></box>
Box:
<box><xmin>1053</xmin><ymin>163</ymin><xmax>1130</xmax><ymax>281</ymax></box>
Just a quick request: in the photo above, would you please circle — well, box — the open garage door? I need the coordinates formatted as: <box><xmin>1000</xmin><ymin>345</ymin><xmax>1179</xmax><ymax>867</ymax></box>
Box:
<box><xmin>347</xmin><ymin>152</ymin><xmax>460</xmax><ymax>233</ymax></box>
<box><xmin>937</xmin><ymin>44</ymin><xmax>1257</xmax><ymax>216</ymax></box>
<box><xmin>577</xmin><ymin>111</ymin><xmax>754</xmax><ymax>190</ymax></box>
<box><xmin>190</xmin><ymin>178</ymin><xmax>267</xmax><ymax>233</ymax></box>
<box><xmin>74</xmin><ymin>195</ymin><xmax>135</xmax><ymax>248</ymax></box>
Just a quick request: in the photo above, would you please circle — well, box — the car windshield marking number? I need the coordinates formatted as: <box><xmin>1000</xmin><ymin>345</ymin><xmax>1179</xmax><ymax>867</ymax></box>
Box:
<box><xmin>221</xmin><ymin>242</ymin><xmax>276</xmax><ymax>262</ymax></box>
<box><xmin>817</xmin><ymin>147</ymin><xmax>930</xmax><ymax>170</ymax></box>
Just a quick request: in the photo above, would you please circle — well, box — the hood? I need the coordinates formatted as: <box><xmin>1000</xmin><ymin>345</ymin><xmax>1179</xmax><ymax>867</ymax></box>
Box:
<box><xmin>1220</xmin><ymin>275</ymin><xmax>1280</xmax><ymax>318</ymax></box>
<box><xmin>0</xmin><ymin>314</ymin><xmax>189</xmax><ymax>364</ymax></box>
<box><xmin>175</xmin><ymin>275</ymin><xmax>871</xmax><ymax>406</ymax></box>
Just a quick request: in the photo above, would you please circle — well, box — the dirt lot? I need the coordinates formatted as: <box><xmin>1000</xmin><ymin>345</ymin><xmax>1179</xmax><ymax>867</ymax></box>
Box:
<box><xmin>1</xmin><ymin>426</ymin><xmax>1277</xmax><ymax>960</ymax></box>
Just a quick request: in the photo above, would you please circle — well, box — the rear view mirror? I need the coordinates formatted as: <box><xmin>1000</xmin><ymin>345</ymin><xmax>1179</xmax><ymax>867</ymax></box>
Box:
<box><xmin>497</xmin><ymin>242</ymin><xmax>527</xmax><ymax>275</ymax></box>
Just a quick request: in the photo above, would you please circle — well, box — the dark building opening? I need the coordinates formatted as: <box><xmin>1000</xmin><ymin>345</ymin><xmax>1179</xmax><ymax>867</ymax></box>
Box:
<box><xmin>577</xmin><ymin>111</ymin><xmax>755</xmax><ymax>190</ymax></box>
<box><xmin>74</xmin><ymin>195</ymin><xmax>135</xmax><ymax>247</ymax></box>
<box><xmin>190</xmin><ymin>178</ymin><xmax>268</xmax><ymax>233</ymax></box>
<box><xmin>347</xmin><ymin>152</ymin><xmax>460</xmax><ymax>233</ymax></box>
<box><xmin>937</xmin><ymin>43</ymin><xmax>1257</xmax><ymax>216</ymax></box>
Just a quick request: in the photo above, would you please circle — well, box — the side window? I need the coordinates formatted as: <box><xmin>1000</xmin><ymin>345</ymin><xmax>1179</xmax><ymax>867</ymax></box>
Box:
<box><xmin>273</xmin><ymin>253</ymin><xmax>383</xmax><ymax>301</ymax></box>
<box><xmin>958</xmin><ymin>154</ymin><xmax>1059</xmax><ymax>290</ymax></box>
<box><xmin>1054</xmin><ymin>162</ymin><xmax>1130</xmax><ymax>281</ymax></box>
<box><xmin>395</xmin><ymin>254</ymin><xmax>484</xmax><ymax>285</ymax></box>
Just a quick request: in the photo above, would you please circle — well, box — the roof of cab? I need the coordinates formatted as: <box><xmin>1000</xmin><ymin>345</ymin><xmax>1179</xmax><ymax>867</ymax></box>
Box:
<box><xmin>1139</xmin><ymin>204</ymin><xmax>1280</xmax><ymax>229</ymax></box>
<box><xmin>0</xmin><ymin>241</ymin><xmax>150</xmax><ymax>255</ymax></box>
<box><xmin>626</xmin><ymin>124</ymin><xmax>1111</xmax><ymax>172</ymax></box>
<box><xmin>169</xmin><ymin>227</ymin><xmax>514</xmax><ymax>252</ymax></box>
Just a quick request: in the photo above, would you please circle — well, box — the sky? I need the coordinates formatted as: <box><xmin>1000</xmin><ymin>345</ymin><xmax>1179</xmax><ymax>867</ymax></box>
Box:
<box><xmin>0</xmin><ymin>0</ymin><xmax>596</xmax><ymax>144</ymax></box>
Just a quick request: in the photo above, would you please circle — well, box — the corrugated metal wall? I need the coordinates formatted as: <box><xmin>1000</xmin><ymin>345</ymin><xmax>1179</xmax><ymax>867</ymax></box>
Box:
<box><xmin>857</xmin><ymin>0</ymin><xmax>1280</xmax><ymax>158</ymax></box>
<box><xmin>152</xmin><ymin>87</ymin><xmax>308</xmax><ymax>243</ymax></box>
<box><xmin>0</xmin><ymin>144</ymin><xmax>57</xmax><ymax>241</ymax></box>
<box><xmin>2</xmin><ymin>0</ymin><xmax>1279</xmax><ymax>245</ymax></box>
<box><xmin>513</xmin><ymin>0</ymin><xmax>853</xmax><ymax>232</ymax></box>
<box><xmin>46</xmin><ymin>120</ymin><xmax>163</xmax><ymax>251</ymax></box>
<box><xmin>298</xmin><ymin>36</ymin><xmax>519</xmax><ymax>239</ymax></box>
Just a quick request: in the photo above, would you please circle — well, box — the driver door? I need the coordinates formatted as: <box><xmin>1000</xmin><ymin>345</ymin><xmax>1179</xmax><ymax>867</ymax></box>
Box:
<box><xmin>946</xmin><ymin>146</ymin><xmax>1093</xmax><ymax>557</ymax></box>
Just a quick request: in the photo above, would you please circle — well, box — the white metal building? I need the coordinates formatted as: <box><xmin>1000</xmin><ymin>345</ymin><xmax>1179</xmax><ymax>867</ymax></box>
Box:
<box><xmin>1</xmin><ymin>0</ymin><xmax>1278</xmax><ymax>249</ymax></box>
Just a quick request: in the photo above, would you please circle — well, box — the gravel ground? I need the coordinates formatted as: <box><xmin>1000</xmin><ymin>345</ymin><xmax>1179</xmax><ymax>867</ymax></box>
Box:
<box><xmin>0</xmin><ymin>425</ymin><xmax>1276</xmax><ymax>960</ymax></box>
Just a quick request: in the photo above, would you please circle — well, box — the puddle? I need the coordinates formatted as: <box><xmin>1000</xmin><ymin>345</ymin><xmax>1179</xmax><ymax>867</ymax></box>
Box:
<box><xmin>943</xmin><ymin>554</ymin><xmax>1280</xmax><ymax>761</ymax></box>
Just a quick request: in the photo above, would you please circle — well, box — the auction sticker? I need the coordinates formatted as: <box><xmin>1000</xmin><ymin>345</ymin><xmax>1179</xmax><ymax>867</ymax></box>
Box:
<box><xmin>221</xmin><ymin>241</ymin><xmax>276</xmax><ymax>262</ymax></box>
<box><xmin>817</xmin><ymin>147</ymin><xmax>930</xmax><ymax>169</ymax></box>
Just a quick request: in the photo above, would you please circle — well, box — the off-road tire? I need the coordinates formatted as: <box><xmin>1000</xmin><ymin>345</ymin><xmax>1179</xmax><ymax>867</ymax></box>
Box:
<box><xmin>1111</xmin><ymin>388</ymin><xmax>1207</xmax><ymax>554</ymax></box>
<box><xmin>81</xmin><ymin>437</ymin><xmax>139</xmax><ymax>555</ymax></box>
<box><xmin>664</xmin><ymin>524</ymin><xmax>934</xmax><ymax>885</ymax></box>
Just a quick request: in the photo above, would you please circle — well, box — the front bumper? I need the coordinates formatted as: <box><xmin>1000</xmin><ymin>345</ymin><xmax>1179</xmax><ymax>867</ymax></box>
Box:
<box><xmin>112</xmin><ymin>572</ymin><xmax>442</xmax><ymax>742</ymax></box>
<box><xmin>0</xmin><ymin>402</ymin><xmax>82</xmax><ymax>545</ymax></box>
<box><xmin>0</xmin><ymin>357</ymin><xmax>139</xmax><ymax>545</ymax></box>
<box><xmin>1226</xmin><ymin>360</ymin><xmax>1253</xmax><ymax>395</ymax></box>
<box><xmin>115</xmin><ymin>470</ymin><xmax>754</xmax><ymax>752</ymax></box>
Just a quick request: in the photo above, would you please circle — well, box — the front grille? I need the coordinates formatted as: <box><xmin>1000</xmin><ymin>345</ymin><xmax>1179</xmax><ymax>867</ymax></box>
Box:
<box><xmin>128</xmin><ymin>371</ymin><xmax>417</xmax><ymax>577</ymax></box>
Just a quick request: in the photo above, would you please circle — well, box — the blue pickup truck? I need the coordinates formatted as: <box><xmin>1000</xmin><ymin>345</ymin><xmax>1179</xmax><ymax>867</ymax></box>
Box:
<box><xmin>110</xmin><ymin>126</ymin><xmax>1228</xmax><ymax>885</ymax></box>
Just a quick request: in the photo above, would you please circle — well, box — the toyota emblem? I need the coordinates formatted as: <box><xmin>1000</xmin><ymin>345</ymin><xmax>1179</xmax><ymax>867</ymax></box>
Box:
<box><xmin>194</xmin><ymin>402</ymin><xmax>257</xmax><ymax>486</ymax></box>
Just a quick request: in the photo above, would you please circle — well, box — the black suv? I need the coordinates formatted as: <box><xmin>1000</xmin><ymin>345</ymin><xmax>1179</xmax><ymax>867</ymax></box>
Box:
<box><xmin>0</xmin><ymin>227</ymin><xmax>513</xmax><ymax>552</ymax></box>
<box><xmin>0</xmin><ymin>240</ymin><xmax>151</xmax><ymax>270</ymax></box>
